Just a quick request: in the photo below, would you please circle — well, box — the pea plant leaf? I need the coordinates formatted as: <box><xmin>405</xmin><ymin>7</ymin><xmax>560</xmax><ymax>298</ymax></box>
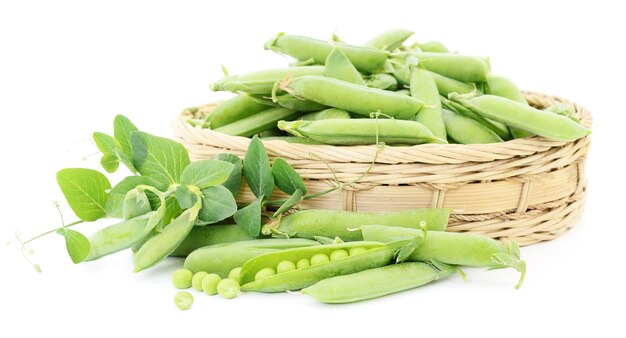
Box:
<box><xmin>100</xmin><ymin>153</ymin><xmax>120</xmax><ymax>173</ymax></box>
<box><xmin>57</xmin><ymin>229</ymin><xmax>90</xmax><ymax>264</ymax></box>
<box><xmin>180</xmin><ymin>159</ymin><xmax>234</xmax><ymax>189</ymax></box>
<box><xmin>213</xmin><ymin>153</ymin><xmax>242</xmax><ymax>196</ymax></box>
<box><xmin>57</xmin><ymin>168</ymin><xmax>111</xmax><ymax>222</ymax></box>
<box><xmin>271</xmin><ymin>158</ymin><xmax>307</xmax><ymax>195</ymax></box>
<box><xmin>273</xmin><ymin>188</ymin><xmax>303</xmax><ymax>218</ymax></box>
<box><xmin>243</xmin><ymin>136</ymin><xmax>274</xmax><ymax>199</ymax></box>
<box><xmin>234</xmin><ymin>196</ymin><xmax>264</xmax><ymax>236</ymax></box>
<box><xmin>106</xmin><ymin>176</ymin><xmax>164</xmax><ymax>218</ymax></box>
<box><xmin>198</xmin><ymin>185</ymin><xmax>238</xmax><ymax>224</ymax></box>
<box><xmin>113</xmin><ymin>115</ymin><xmax>139</xmax><ymax>173</ymax></box>
<box><xmin>130</xmin><ymin>131</ymin><xmax>190</xmax><ymax>186</ymax></box>
<box><xmin>93</xmin><ymin>132</ymin><xmax>121</xmax><ymax>173</ymax></box>
<box><xmin>176</xmin><ymin>185</ymin><xmax>198</xmax><ymax>210</ymax></box>
<box><xmin>159</xmin><ymin>195</ymin><xmax>183</xmax><ymax>231</ymax></box>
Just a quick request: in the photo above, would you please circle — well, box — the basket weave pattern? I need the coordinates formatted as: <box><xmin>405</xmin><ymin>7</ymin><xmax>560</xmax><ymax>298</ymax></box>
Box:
<box><xmin>174</xmin><ymin>92</ymin><xmax>591</xmax><ymax>246</ymax></box>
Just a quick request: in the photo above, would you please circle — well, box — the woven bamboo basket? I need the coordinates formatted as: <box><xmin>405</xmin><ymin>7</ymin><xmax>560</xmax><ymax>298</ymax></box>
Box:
<box><xmin>174</xmin><ymin>92</ymin><xmax>592</xmax><ymax>246</ymax></box>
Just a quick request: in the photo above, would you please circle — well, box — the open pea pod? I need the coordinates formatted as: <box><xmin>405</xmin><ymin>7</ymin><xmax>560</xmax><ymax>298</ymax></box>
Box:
<box><xmin>239</xmin><ymin>241</ymin><xmax>408</xmax><ymax>292</ymax></box>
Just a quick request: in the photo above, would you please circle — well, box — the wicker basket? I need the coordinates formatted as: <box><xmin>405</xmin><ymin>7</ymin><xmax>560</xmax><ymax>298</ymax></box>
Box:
<box><xmin>174</xmin><ymin>92</ymin><xmax>591</xmax><ymax>246</ymax></box>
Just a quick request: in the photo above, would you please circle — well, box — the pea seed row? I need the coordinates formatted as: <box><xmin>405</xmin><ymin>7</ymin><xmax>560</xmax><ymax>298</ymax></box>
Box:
<box><xmin>187</xmin><ymin>29</ymin><xmax>589</xmax><ymax>145</ymax></box>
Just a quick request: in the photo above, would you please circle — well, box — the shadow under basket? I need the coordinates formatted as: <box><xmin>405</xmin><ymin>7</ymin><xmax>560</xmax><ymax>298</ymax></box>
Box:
<box><xmin>174</xmin><ymin>91</ymin><xmax>592</xmax><ymax>246</ymax></box>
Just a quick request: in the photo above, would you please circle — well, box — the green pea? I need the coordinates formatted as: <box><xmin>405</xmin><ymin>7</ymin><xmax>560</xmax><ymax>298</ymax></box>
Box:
<box><xmin>191</xmin><ymin>271</ymin><xmax>209</xmax><ymax>291</ymax></box>
<box><xmin>330</xmin><ymin>249</ymin><xmax>349</xmax><ymax>261</ymax></box>
<box><xmin>349</xmin><ymin>247</ymin><xmax>367</xmax><ymax>256</ymax></box>
<box><xmin>172</xmin><ymin>268</ymin><xmax>193</xmax><ymax>289</ymax></box>
<box><xmin>255</xmin><ymin>267</ymin><xmax>277</xmax><ymax>281</ymax></box>
<box><xmin>201</xmin><ymin>273</ymin><xmax>222</xmax><ymax>295</ymax></box>
<box><xmin>310</xmin><ymin>253</ymin><xmax>330</xmax><ymax>266</ymax></box>
<box><xmin>276</xmin><ymin>260</ymin><xmax>297</xmax><ymax>274</ymax></box>
<box><xmin>228</xmin><ymin>267</ymin><xmax>242</xmax><ymax>282</ymax></box>
<box><xmin>217</xmin><ymin>278</ymin><xmax>240</xmax><ymax>299</ymax></box>
<box><xmin>296</xmin><ymin>258</ymin><xmax>310</xmax><ymax>269</ymax></box>
<box><xmin>174</xmin><ymin>291</ymin><xmax>194</xmax><ymax>310</ymax></box>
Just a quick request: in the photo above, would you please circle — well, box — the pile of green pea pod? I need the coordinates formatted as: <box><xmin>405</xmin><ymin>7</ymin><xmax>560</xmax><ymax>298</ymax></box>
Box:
<box><xmin>171</xmin><ymin>208</ymin><xmax>526</xmax><ymax>308</ymax></box>
<box><xmin>186</xmin><ymin>29</ymin><xmax>590</xmax><ymax>145</ymax></box>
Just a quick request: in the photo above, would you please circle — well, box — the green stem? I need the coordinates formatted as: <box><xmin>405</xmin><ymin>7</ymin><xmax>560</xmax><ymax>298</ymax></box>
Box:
<box><xmin>21</xmin><ymin>220</ymin><xmax>84</xmax><ymax>246</ymax></box>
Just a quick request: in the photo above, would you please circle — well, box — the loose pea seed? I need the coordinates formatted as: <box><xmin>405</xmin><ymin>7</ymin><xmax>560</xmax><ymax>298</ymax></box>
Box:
<box><xmin>217</xmin><ymin>278</ymin><xmax>240</xmax><ymax>299</ymax></box>
<box><xmin>296</xmin><ymin>258</ymin><xmax>310</xmax><ymax>269</ymax></box>
<box><xmin>330</xmin><ymin>249</ymin><xmax>349</xmax><ymax>261</ymax></box>
<box><xmin>228</xmin><ymin>267</ymin><xmax>243</xmax><ymax>282</ymax></box>
<box><xmin>310</xmin><ymin>253</ymin><xmax>330</xmax><ymax>265</ymax></box>
<box><xmin>255</xmin><ymin>267</ymin><xmax>277</xmax><ymax>281</ymax></box>
<box><xmin>191</xmin><ymin>271</ymin><xmax>209</xmax><ymax>291</ymax></box>
<box><xmin>276</xmin><ymin>260</ymin><xmax>297</xmax><ymax>274</ymax></box>
<box><xmin>349</xmin><ymin>247</ymin><xmax>368</xmax><ymax>256</ymax></box>
<box><xmin>201</xmin><ymin>273</ymin><xmax>222</xmax><ymax>295</ymax></box>
<box><xmin>174</xmin><ymin>291</ymin><xmax>194</xmax><ymax>310</ymax></box>
<box><xmin>171</xmin><ymin>268</ymin><xmax>193</xmax><ymax>289</ymax></box>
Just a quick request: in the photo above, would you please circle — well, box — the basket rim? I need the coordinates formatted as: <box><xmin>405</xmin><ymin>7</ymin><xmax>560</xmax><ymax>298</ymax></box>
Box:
<box><xmin>174</xmin><ymin>91</ymin><xmax>592</xmax><ymax>165</ymax></box>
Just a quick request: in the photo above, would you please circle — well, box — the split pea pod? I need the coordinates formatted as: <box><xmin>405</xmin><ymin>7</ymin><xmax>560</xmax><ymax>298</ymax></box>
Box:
<box><xmin>364</xmin><ymin>29</ymin><xmax>414</xmax><ymax>51</ymax></box>
<box><xmin>414</xmin><ymin>52</ymin><xmax>490</xmax><ymax>82</ymax></box>
<box><xmin>211</xmin><ymin>66</ymin><xmax>326</xmax><ymax>94</ymax></box>
<box><xmin>265</xmin><ymin>33</ymin><xmax>388</xmax><ymax>73</ymax></box>
<box><xmin>325</xmin><ymin>47</ymin><xmax>366</xmax><ymax>85</ymax></box>
<box><xmin>262</xmin><ymin>208</ymin><xmax>451</xmax><ymax>240</ymax></box>
<box><xmin>302</xmin><ymin>262</ymin><xmax>457</xmax><ymax>303</ymax></box>
<box><xmin>183</xmin><ymin>239</ymin><xmax>319</xmax><ymax>277</ymax></box>
<box><xmin>85</xmin><ymin>213</ymin><xmax>154</xmax><ymax>261</ymax></box>
<box><xmin>213</xmin><ymin>107</ymin><xmax>300</xmax><ymax>137</ymax></box>
<box><xmin>204</xmin><ymin>95</ymin><xmax>270</xmax><ymax>129</ymax></box>
<box><xmin>170</xmin><ymin>224</ymin><xmax>253</xmax><ymax>257</ymax></box>
<box><xmin>281</xmin><ymin>75</ymin><xmax>423</xmax><ymax>119</ymax></box>
<box><xmin>361</xmin><ymin>225</ymin><xmax>526</xmax><ymax>288</ymax></box>
<box><xmin>278</xmin><ymin>118</ymin><xmax>442</xmax><ymax>145</ymax></box>
<box><xmin>300</xmin><ymin>108</ymin><xmax>351</xmax><ymax>121</ymax></box>
<box><xmin>485</xmin><ymin>75</ymin><xmax>532</xmax><ymax>138</ymax></box>
<box><xmin>442</xmin><ymin>109</ymin><xmax>504</xmax><ymax>144</ymax></box>
<box><xmin>239</xmin><ymin>241</ymin><xmax>403</xmax><ymax>292</ymax></box>
<box><xmin>451</xmin><ymin>94</ymin><xmax>590</xmax><ymax>141</ymax></box>
<box><xmin>410</xmin><ymin>66</ymin><xmax>447</xmax><ymax>140</ymax></box>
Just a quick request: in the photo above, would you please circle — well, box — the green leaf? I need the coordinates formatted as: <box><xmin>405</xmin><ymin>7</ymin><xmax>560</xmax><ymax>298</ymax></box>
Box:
<box><xmin>234</xmin><ymin>196</ymin><xmax>264</xmax><ymax>236</ymax></box>
<box><xmin>106</xmin><ymin>176</ymin><xmax>163</xmax><ymax>218</ymax></box>
<box><xmin>130</xmin><ymin>131</ymin><xmax>190</xmax><ymax>186</ymax></box>
<box><xmin>176</xmin><ymin>185</ymin><xmax>198</xmax><ymax>209</ymax></box>
<box><xmin>59</xmin><ymin>229</ymin><xmax>90</xmax><ymax>264</ymax></box>
<box><xmin>243</xmin><ymin>136</ymin><xmax>274</xmax><ymax>199</ymax></box>
<box><xmin>100</xmin><ymin>153</ymin><xmax>120</xmax><ymax>173</ymax></box>
<box><xmin>271</xmin><ymin>158</ymin><xmax>307</xmax><ymax>195</ymax></box>
<box><xmin>273</xmin><ymin>189</ymin><xmax>303</xmax><ymax>217</ymax></box>
<box><xmin>160</xmin><ymin>195</ymin><xmax>183</xmax><ymax>230</ymax></box>
<box><xmin>93</xmin><ymin>132</ymin><xmax>118</xmax><ymax>154</ymax></box>
<box><xmin>213</xmin><ymin>153</ymin><xmax>242</xmax><ymax>196</ymax></box>
<box><xmin>113</xmin><ymin>115</ymin><xmax>139</xmax><ymax>173</ymax></box>
<box><xmin>198</xmin><ymin>185</ymin><xmax>238</xmax><ymax>224</ymax></box>
<box><xmin>180</xmin><ymin>160</ymin><xmax>234</xmax><ymax>189</ymax></box>
<box><xmin>57</xmin><ymin>168</ymin><xmax>111</xmax><ymax>222</ymax></box>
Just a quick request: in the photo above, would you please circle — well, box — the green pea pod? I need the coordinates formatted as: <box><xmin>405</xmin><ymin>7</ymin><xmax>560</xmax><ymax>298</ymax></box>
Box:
<box><xmin>122</xmin><ymin>189</ymin><xmax>152</xmax><ymax>220</ymax></box>
<box><xmin>302</xmin><ymin>261</ymin><xmax>457</xmax><ymax>303</ymax></box>
<box><xmin>441</xmin><ymin>95</ymin><xmax>512</xmax><ymax>140</ymax></box>
<box><xmin>415</xmin><ymin>41</ymin><xmax>450</xmax><ymax>53</ymax></box>
<box><xmin>274</xmin><ymin>94</ymin><xmax>328</xmax><ymax>112</ymax></box>
<box><xmin>281</xmin><ymin>75</ymin><xmax>423</xmax><ymax>119</ymax></box>
<box><xmin>213</xmin><ymin>107</ymin><xmax>300</xmax><ymax>137</ymax></box>
<box><xmin>263</xmin><ymin>208</ymin><xmax>450</xmax><ymax>240</ymax></box>
<box><xmin>133</xmin><ymin>204</ymin><xmax>200</xmax><ymax>272</ymax></box>
<box><xmin>239</xmin><ymin>241</ymin><xmax>405</xmax><ymax>292</ymax></box>
<box><xmin>485</xmin><ymin>75</ymin><xmax>532</xmax><ymax>139</ymax></box>
<box><xmin>545</xmin><ymin>103</ymin><xmax>579</xmax><ymax>122</ymax></box>
<box><xmin>170</xmin><ymin>224</ymin><xmax>254</xmax><ymax>257</ymax></box>
<box><xmin>265</xmin><ymin>33</ymin><xmax>388</xmax><ymax>73</ymax></box>
<box><xmin>361</xmin><ymin>225</ymin><xmax>526</xmax><ymax>288</ymax></box>
<box><xmin>414</xmin><ymin>52</ymin><xmax>490</xmax><ymax>82</ymax></box>
<box><xmin>364</xmin><ymin>29</ymin><xmax>414</xmax><ymax>51</ymax></box>
<box><xmin>183</xmin><ymin>239</ymin><xmax>319</xmax><ymax>277</ymax></box>
<box><xmin>365</xmin><ymin>73</ymin><xmax>398</xmax><ymax>90</ymax></box>
<box><xmin>428</xmin><ymin>71</ymin><xmax>477</xmax><ymax>97</ymax></box>
<box><xmin>204</xmin><ymin>95</ymin><xmax>271</xmax><ymax>129</ymax></box>
<box><xmin>410</xmin><ymin>66</ymin><xmax>446</xmax><ymax>140</ymax></box>
<box><xmin>442</xmin><ymin>109</ymin><xmax>503</xmax><ymax>144</ymax></box>
<box><xmin>85</xmin><ymin>213</ymin><xmax>154</xmax><ymax>261</ymax></box>
<box><xmin>211</xmin><ymin>66</ymin><xmax>326</xmax><ymax>94</ymax></box>
<box><xmin>258</xmin><ymin>128</ymin><xmax>286</xmax><ymax>138</ymax></box>
<box><xmin>325</xmin><ymin>47</ymin><xmax>366</xmax><ymax>85</ymax></box>
<box><xmin>451</xmin><ymin>94</ymin><xmax>590</xmax><ymax>141</ymax></box>
<box><xmin>278</xmin><ymin>118</ymin><xmax>442</xmax><ymax>145</ymax></box>
<box><xmin>300</xmin><ymin>108</ymin><xmax>351</xmax><ymax>121</ymax></box>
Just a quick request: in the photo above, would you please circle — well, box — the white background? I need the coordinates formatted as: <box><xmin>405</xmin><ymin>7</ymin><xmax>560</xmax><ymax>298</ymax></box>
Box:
<box><xmin>1</xmin><ymin>1</ymin><xmax>624</xmax><ymax>337</ymax></box>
